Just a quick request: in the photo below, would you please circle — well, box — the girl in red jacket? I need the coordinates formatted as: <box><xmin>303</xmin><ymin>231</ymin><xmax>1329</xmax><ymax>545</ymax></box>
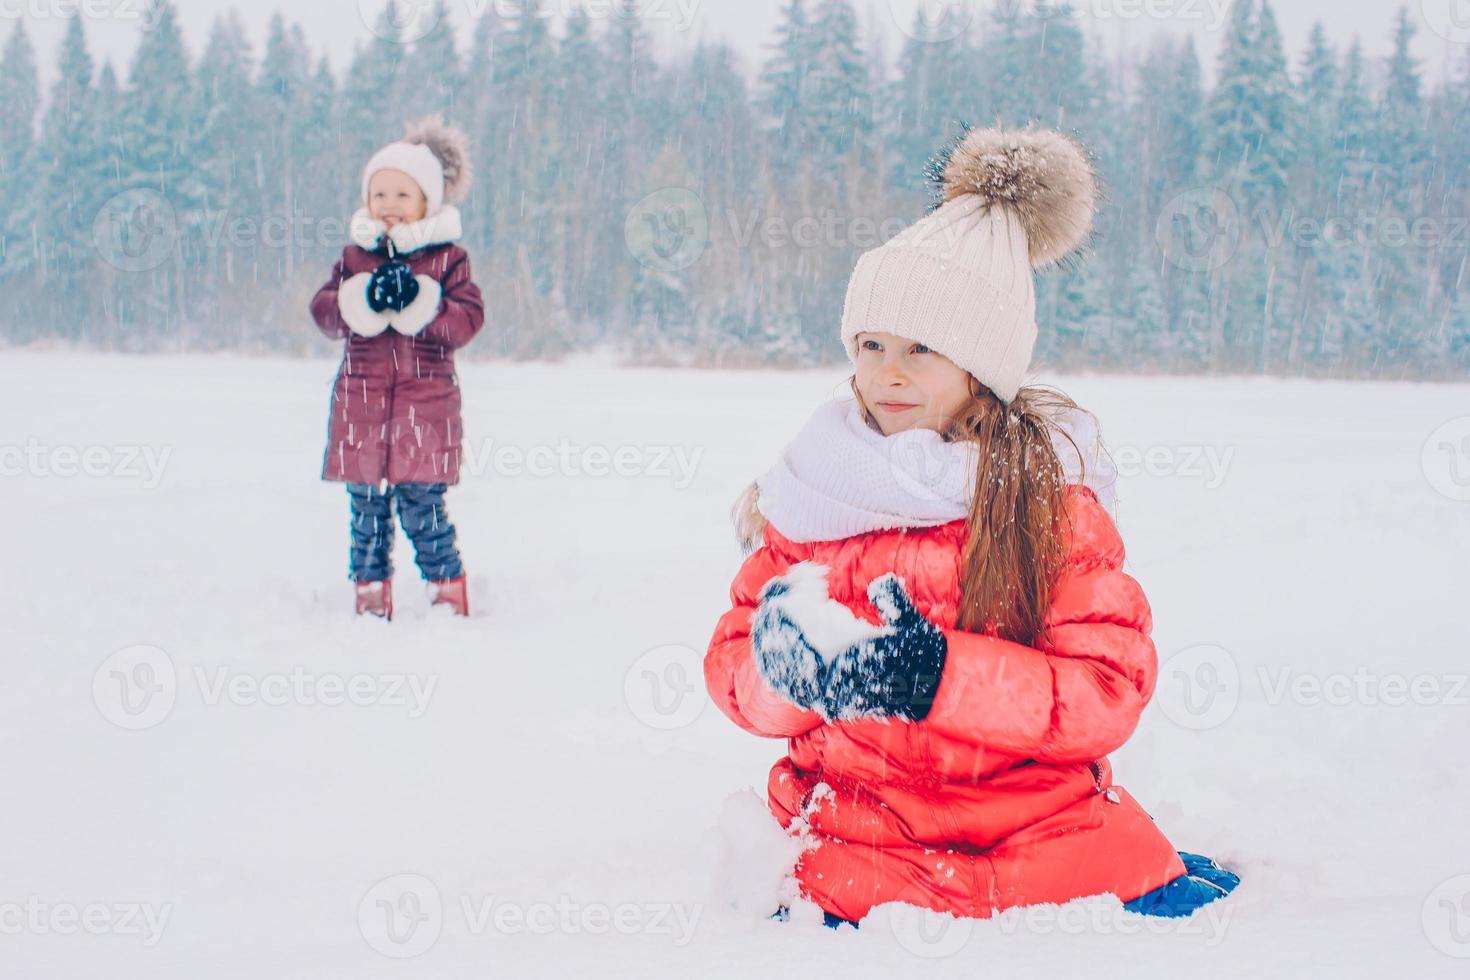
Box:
<box><xmin>705</xmin><ymin>126</ymin><xmax>1239</xmax><ymax>928</ymax></box>
<box><xmin>310</xmin><ymin>117</ymin><xmax>485</xmax><ymax>620</ymax></box>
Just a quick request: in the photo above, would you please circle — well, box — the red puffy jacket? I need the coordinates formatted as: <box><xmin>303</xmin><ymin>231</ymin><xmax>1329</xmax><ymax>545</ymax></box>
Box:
<box><xmin>705</xmin><ymin>484</ymin><xmax>1186</xmax><ymax>922</ymax></box>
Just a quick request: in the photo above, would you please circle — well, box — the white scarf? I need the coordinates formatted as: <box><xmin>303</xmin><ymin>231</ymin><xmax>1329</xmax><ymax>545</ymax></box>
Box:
<box><xmin>755</xmin><ymin>397</ymin><xmax>1116</xmax><ymax>543</ymax></box>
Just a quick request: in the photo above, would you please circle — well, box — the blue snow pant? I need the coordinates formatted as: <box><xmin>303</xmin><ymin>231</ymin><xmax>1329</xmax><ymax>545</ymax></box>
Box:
<box><xmin>784</xmin><ymin>851</ymin><xmax>1240</xmax><ymax>929</ymax></box>
<box><xmin>346</xmin><ymin>482</ymin><xmax>463</xmax><ymax>582</ymax></box>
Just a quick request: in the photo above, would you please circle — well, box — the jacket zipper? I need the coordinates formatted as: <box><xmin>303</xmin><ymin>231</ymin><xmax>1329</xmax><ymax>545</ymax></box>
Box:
<box><xmin>1090</xmin><ymin>760</ymin><xmax>1121</xmax><ymax>803</ymax></box>
<box><xmin>379</xmin><ymin>237</ymin><xmax>399</xmax><ymax>491</ymax></box>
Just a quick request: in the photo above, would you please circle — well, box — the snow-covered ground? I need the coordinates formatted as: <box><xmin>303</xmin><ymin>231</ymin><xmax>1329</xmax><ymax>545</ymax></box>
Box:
<box><xmin>2</xmin><ymin>350</ymin><xmax>1467</xmax><ymax>978</ymax></box>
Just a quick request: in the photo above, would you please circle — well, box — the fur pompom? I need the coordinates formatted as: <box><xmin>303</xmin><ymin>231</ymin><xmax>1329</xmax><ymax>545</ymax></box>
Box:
<box><xmin>403</xmin><ymin>114</ymin><xmax>474</xmax><ymax>203</ymax></box>
<box><xmin>933</xmin><ymin>125</ymin><xmax>1098</xmax><ymax>270</ymax></box>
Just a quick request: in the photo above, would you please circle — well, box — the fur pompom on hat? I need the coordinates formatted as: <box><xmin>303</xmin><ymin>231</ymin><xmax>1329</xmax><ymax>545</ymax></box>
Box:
<box><xmin>930</xmin><ymin>125</ymin><xmax>1098</xmax><ymax>271</ymax></box>
<box><xmin>361</xmin><ymin>114</ymin><xmax>475</xmax><ymax>217</ymax></box>
<box><xmin>841</xmin><ymin>124</ymin><xmax>1100</xmax><ymax>403</ymax></box>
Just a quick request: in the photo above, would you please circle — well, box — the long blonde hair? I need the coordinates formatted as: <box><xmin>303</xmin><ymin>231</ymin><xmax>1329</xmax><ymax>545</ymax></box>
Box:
<box><xmin>851</xmin><ymin>376</ymin><xmax>1095</xmax><ymax>647</ymax></box>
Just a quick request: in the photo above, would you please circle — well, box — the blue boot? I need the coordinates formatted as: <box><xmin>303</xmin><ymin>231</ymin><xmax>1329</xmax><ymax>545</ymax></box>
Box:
<box><xmin>769</xmin><ymin>906</ymin><xmax>860</xmax><ymax>930</ymax></box>
<box><xmin>1122</xmin><ymin>852</ymin><xmax>1240</xmax><ymax>917</ymax></box>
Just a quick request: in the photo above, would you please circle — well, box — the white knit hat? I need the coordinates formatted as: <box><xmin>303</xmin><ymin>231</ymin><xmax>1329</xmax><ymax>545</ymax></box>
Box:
<box><xmin>362</xmin><ymin>142</ymin><xmax>446</xmax><ymax>216</ymax></box>
<box><xmin>841</xmin><ymin>126</ymin><xmax>1099</xmax><ymax>403</ymax></box>
<box><xmin>360</xmin><ymin>115</ymin><xmax>475</xmax><ymax>219</ymax></box>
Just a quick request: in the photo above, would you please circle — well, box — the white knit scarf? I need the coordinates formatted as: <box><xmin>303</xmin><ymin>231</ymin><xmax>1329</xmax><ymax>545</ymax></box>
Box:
<box><xmin>755</xmin><ymin>397</ymin><xmax>1116</xmax><ymax>543</ymax></box>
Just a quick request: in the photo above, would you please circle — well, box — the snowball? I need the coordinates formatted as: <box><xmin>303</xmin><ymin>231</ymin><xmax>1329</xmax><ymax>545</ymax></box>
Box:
<box><xmin>767</xmin><ymin>562</ymin><xmax>888</xmax><ymax>663</ymax></box>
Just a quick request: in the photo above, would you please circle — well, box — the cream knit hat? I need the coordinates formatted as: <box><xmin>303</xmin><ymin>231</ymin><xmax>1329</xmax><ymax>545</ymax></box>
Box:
<box><xmin>840</xmin><ymin>126</ymin><xmax>1099</xmax><ymax>403</ymax></box>
<box><xmin>360</xmin><ymin>115</ymin><xmax>475</xmax><ymax>219</ymax></box>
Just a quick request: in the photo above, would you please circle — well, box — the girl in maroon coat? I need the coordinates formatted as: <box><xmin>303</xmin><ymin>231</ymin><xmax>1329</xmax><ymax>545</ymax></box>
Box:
<box><xmin>310</xmin><ymin>116</ymin><xmax>485</xmax><ymax>620</ymax></box>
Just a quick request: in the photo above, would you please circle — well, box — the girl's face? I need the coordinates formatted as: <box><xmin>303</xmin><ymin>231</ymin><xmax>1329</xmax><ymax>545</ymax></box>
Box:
<box><xmin>853</xmin><ymin>331</ymin><xmax>974</xmax><ymax>435</ymax></box>
<box><xmin>367</xmin><ymin>169</ymin><xmax>427</xmax><ymax>226</ymax></box>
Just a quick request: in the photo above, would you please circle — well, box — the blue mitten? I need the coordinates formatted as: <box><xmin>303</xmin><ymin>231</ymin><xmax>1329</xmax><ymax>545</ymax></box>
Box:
<box><xmin>821</xmin><ymin>575</ymin><xmax>947</xmax><ymax>721</ymax></box>
<box><xmin>750</xmin><ymin>579</ymin><xmax>827</xmax><ymax>710</ymax></box>
<box><xmin>367</xmin><ymin>258</ymin><xmax>420</xmax><ymax>313</ymax></box>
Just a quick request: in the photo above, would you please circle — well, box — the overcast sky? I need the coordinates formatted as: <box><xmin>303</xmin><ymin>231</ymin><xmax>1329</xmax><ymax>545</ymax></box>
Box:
<box><xmin>8</xmin><ymin>0</ymin><xmax>1468</xmax><ymax>97</ymax></box>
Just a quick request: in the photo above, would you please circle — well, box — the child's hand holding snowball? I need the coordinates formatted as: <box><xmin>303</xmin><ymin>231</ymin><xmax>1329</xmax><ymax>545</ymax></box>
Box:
<box><xmin>751</xmin><ymin>563</ymin><xmax>947</xmax><ymax>722</ymax></box>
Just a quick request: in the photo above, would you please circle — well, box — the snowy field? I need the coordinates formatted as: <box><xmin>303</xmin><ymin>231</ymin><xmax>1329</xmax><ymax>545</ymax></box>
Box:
<box><xmin>2</xmin><ymin>349</ymin><xmax>1468</xmax><ymax>978</ymax></box>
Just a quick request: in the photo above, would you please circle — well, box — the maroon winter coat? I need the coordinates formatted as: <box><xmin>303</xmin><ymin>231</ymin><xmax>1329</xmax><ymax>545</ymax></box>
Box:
<box><xmin>310</xmin><ymin>206</ymin><xmax>485</xmax><ymax>486</ymax></box>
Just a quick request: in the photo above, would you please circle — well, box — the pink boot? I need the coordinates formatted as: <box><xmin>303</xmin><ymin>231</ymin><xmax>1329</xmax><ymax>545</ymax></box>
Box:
<box><xmin>355</xmin><ymin>580</ymin><xmax>393</xmax><ymax>621</ymax></box>
<box><xmin>429</xmin><ymin>576</ymin><xmax>469</xmax><ymax>617</ymax></box>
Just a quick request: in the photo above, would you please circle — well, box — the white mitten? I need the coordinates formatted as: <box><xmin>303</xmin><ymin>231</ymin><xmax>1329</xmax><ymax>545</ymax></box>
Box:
<box><xmin>336</xmin><ymin>272</ymin><xmax>393</xmax><ymax>337</ymax></box>
<box><xmin>390</xmin><ymin>275</ymin><xmax>442</xmax><ymax>336</ymax></box>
